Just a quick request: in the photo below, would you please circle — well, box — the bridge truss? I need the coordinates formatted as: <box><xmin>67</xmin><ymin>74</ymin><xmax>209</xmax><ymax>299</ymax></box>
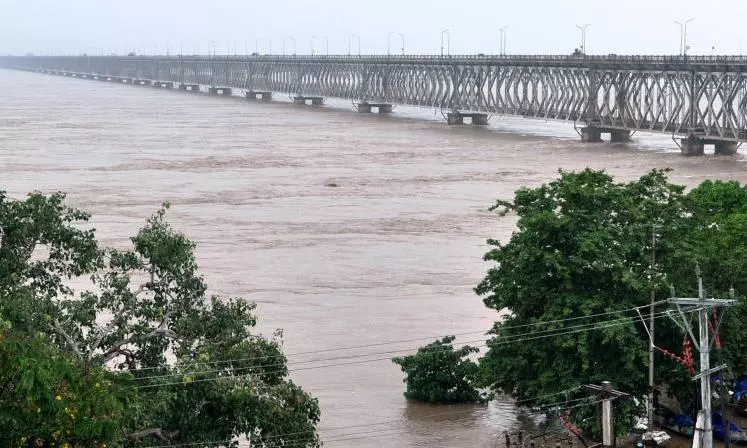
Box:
<box><xmin>3</xmin><ymin>55</ymin><xmax>747</xmax><ymax>142</ymax></box>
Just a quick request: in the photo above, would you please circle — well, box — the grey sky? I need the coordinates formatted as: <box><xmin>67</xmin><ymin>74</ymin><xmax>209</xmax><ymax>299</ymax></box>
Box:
<box><xmin>3</xmin><ymin>0</ymin><xmax>747</xmax><ymax>56</ymax></box>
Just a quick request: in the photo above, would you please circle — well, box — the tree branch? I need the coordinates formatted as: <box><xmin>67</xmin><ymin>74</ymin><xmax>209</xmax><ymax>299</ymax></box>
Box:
<box><xmin>51</xmin><ymin>319</ymin><xmax>82</xmax><ymax>358</ymax></box>
<box><xmin>126</xmin><ymin>428</ymin><xmax>179</xmax><ymax>442</ymax></box>
<box><xmin>102</xmin><ymin>311</ymin><xmax>177</xmax><ymax>363</ymax></box>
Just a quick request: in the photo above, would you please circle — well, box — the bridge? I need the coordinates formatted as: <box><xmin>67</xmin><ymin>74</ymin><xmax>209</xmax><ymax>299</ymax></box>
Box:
<box><xmin>3</xmin><ymin>54</ymin><xmax>747</xmax><ymax>155</ymax></box>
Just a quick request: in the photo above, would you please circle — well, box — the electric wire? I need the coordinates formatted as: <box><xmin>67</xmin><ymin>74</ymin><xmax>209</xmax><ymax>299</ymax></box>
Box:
<box><xmin>128</xmin><ymin>302</ymin><xmax>666</xmax><ymax>373</ymax></box>
<box><xmin>134</xmin><ymin>308</ymin><xmax>692</xmax><ymax>389</ymax></box>
<box><xmin>131</xmin><ymin>306</ymin><xmax>677</xmax><ymax>381</ymax></box>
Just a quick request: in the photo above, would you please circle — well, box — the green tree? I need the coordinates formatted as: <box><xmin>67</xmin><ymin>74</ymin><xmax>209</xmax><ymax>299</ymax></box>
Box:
<box><xmin>0</xmin><ymin>191</ymin><xmax>320</xmax><ymax>447</ymax></box>
<box><xmin>393</xmin><ymin>336</ymin><xmax>489</xmax><ymax>404</ymax></box>
<box><xmin>0</xmin><ymin>318</ymin><xmax>134</xmax><ymax>447</ymax></box>
<box><xmin>475</xmin><ymin>169</ymin><xmax>747</xmax><ymax>437</ymax></box>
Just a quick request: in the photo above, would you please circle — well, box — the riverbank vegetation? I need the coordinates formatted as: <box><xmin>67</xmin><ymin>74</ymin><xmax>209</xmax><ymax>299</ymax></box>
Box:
<box><xmin>0</xmin><ymin>192</ymin><xmax>320</xmax><ymax>447</ymax></box>
<box><xmin>395</xmin><ymin>169</ymin><xmax>747</xmax><ymax>438</ymax></box>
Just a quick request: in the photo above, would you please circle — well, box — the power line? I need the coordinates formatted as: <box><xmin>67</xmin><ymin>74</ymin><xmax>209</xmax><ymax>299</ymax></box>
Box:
<box><xmin>128</xmin><ymin>302</ymin><xmax>665</xmax><ymax>374</ymax></box>
<box><xmin>132</xmin><ymin>307</ymin><xmax>677</xmax><ymax>382</ymax></box>
<box><xmin>135</xmin><ymin>309</ymin><xmax>689</xmax><ymax>389</ymax></box>
<box><xmin>133</xmin><ymin>311</ymin><xmax>660</xmax><ymax>384</ymax></box>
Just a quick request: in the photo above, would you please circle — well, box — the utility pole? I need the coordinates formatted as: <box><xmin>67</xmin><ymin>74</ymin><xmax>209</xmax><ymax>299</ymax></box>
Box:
<box><xmin>668</xmin><ymin>265</ymin><xmax>735</xmax><ymax>448</ymax></box>
<box><xmin>648</xmin><ymin>228</ymin><xmax>656</xmax><ymax>435</ymax></box>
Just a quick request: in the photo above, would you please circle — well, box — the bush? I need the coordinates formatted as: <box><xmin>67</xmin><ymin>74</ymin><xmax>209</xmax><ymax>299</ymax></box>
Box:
<box><xmin>393</xmin><ymin>336</ymin><xmax>489</xmax><ymax>404</ymax></box>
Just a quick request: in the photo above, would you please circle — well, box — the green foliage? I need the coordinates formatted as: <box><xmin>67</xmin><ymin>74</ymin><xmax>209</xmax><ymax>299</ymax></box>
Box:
<box><xmin>476</xmin><ymin>169</ymin><xmax>747</xmax><ymax>438</ymax></box>
<box><xmin>393</xmin><ymin>336</ymin><xmax>489</xmax><ymax>404</ymax></box>
<box><xmin>0</xmin><ymin>321</ymin><xmax>134</xmax><ymax>447</ymax></box>
<box><xmin>0</xmin><ymin>192</ymin><xmax>320</xmax><ymax>447</ymax></box>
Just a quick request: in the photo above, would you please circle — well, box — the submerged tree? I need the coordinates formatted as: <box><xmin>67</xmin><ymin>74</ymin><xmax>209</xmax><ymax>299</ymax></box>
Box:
<box><xmin>393</xmin><ymin>336</ymin><xmax>489</xmax><ymax>404</ymax></box>
<box><xmin>0</xmin><ymin>191</ymin><xmax>320</xmax><ymax>447</ymax></box>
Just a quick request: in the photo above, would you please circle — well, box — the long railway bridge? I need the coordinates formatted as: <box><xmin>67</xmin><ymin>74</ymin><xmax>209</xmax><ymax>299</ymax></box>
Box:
<box><xmin>4</xmin><ymin>54</ymin><xmax>747</xmax><ymax>155</ymax></box>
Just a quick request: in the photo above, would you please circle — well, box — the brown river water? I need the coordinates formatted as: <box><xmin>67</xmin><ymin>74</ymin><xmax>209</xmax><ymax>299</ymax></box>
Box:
<box><xmin>2</xmin><ymin>69</ymin><xmax>747</xmax><ymax>447</ymax></box>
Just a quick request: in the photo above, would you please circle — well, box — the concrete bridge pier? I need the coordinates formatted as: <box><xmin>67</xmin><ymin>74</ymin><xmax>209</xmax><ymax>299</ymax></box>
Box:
<box><xmin>209</xmin><ymin>87</ymin><xmax>233</xmax><ymax>95</ymax></box>
<box><xmin>680</xmin><ymin>136</ymin><xmax>739</xmax><ymax>156</ymax></box>
<box><xmin>680</xmin><ymin>137</ymin><xmax>705</xmax><ymax>156</ymax></box>
<box><xmin>447</xmin><ymin>112</ymin><xmax>488</xmax><ymax>126</ymax></box>
<box><xmin>715</xmin><ymin>141</ymin><xmax>739</xmax><ymax>156</ymax></box>
<box><xmin>246</xmin><ymin>91</ymin><xmax>272</xmax><ymax>100</ymax></box>
<box><xmin>447</xmin><ymin>113</ymin><xmax>464</xmax><ymax>125</ymax></box>
<box><xmin>580</xmin><ymin>126</ymin><xmax>602</xmax><ymax>143</ymax></box>
<box><xmin>357</xmin><ymin>102</ymin><xmax>393</xmax><ymax>113</ymax></box>
<box><xmin>179</xmin><ymin>83</ymin><xmax>201</xmax><ymax>92</ymax></box>
<box><xmin>610</xmin><ymin>130</ymin><xmax>631</xmax><ymax>143</ymax></box>
<box><xmin>294</xmin><ymin>96</ymin><xmax>324</xmax><ymax>105</ymax></box>
<box><xmin>581</xmin><ymin>126</ymin><xmax>631</xmax><ymax>143</ymax></box>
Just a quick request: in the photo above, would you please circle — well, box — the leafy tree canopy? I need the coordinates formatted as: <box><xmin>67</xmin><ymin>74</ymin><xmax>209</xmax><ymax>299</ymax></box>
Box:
<box><xmin>475</xmin><ymin>169</ymin><xmax>747</xmax><ymax>436</ymax></box>
<box><xmin>0</xmin><ymin>191</ymin><xmax>320</xmax><ymax>447</ymax></box>
<box><xmin>393</xmin><ymin>336</ymin><xmax>489</xmax><ymax>404</ymax></box>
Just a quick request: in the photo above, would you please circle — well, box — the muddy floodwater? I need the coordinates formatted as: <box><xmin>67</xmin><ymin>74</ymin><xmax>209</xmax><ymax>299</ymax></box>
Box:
<box><xmin>2</xmin><ymin>70</ymin><xmax>747</xmax><ymax>447</ymax></box>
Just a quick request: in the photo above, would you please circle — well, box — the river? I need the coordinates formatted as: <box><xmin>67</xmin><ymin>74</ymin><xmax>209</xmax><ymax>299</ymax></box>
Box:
<box><xmin>1</xmin><ymin>69</ymin><xmax>746</xmax><ymax>447</ymax></box>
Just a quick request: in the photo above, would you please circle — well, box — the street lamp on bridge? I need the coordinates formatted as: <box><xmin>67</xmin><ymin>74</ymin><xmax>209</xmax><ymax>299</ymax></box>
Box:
<box><xmin>441</xmin><ymin>29</ymin><xmax>450</xmax><ymax>57</ymax></box>
<box><xmin>348</xmin><ymin>34</ymin><xmax>361</xmax><ymax>56</ymax></box>
<box><xmin>282</xmin><ymin>37</ymin><xmax>296</xmax><ymax>56</ymax></box>
<box><xmin>311</xmin><ymin>36</ymin><xmax>319</xmax><ymax>56</ymax></box>
<box><xmin>499</xmin><ymin>26</ymin><xmax>508</xmax><ymax>56</ymax></box>
<box><xmin>575</xmin><ymin>24</ymin><xmax>590</xmax><ymax>55</ymax></box>
<box><xmin>674</xmin><ymin>18</ymin><xmax>694</xmax><ymax>57</ymax></box>
<box><xmin>387</xmin><ymin>32</ymin><xmax>405</xmax><ymax>56</ymax></box>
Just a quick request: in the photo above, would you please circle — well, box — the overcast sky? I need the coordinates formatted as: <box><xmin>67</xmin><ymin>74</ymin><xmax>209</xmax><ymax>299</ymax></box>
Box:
<box><xmin>3</xmin><ymin>0</ymin><xmax>747</xmax><ymax>56</ymax></box>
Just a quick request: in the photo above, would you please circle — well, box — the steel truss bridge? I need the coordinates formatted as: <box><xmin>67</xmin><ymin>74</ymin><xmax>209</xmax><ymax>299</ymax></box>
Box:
<box><xmin>4</xmin><ymin>54</ymin><xmax>747</xmax><ymax>150</ymax></box>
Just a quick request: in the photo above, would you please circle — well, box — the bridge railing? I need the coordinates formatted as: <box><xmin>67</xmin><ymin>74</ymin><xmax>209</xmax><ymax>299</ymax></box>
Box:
<box><xmin>10</xmin><ymin>54</ymin><xmax>747</xmax><ymax>64</ymax></box>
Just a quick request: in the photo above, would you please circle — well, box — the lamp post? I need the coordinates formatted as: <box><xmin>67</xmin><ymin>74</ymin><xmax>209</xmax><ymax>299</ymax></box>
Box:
<box><xmin>441</xmin><ymin>29</ymin><xmax>450</xmax><ymax>57</ymax></box>
<box><xmin>348</xmin><ymin>34</ymin><xmax>361</xmax><ymax>56</ymax></box>
<box><xmin>499</xmin><ymin>26</ymin><xmax>509</xmax><ymax>56</ymax></box>
<box><xmin>576</xmin><ymin>23</ymin><xmax>590</xmax><ymax>54</ymax></box>
<box><xmin>387</xmin><ymin>32</ymin><xmax>404</xmax><ymax>56</ymax></box>
<box><xmin>311</xmin><ymin>36</ymin><xmax>319</xmax><ymax>56</ymax></box>
<box><xmin>282</xmin><ymin>37</ymin><xmax>296</xmax><ymax>56</ymax></box>
<box><xmin>674</xmin><ymin>18</ymin><xmax>694</xmax><ymax>56</ymax></box>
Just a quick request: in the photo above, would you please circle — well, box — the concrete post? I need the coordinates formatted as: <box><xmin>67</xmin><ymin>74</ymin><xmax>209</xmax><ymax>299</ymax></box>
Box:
<box><xmin>601</xmin><ymin>381</ymin><xmax>615</xmax><ymax>448</ymax></box>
